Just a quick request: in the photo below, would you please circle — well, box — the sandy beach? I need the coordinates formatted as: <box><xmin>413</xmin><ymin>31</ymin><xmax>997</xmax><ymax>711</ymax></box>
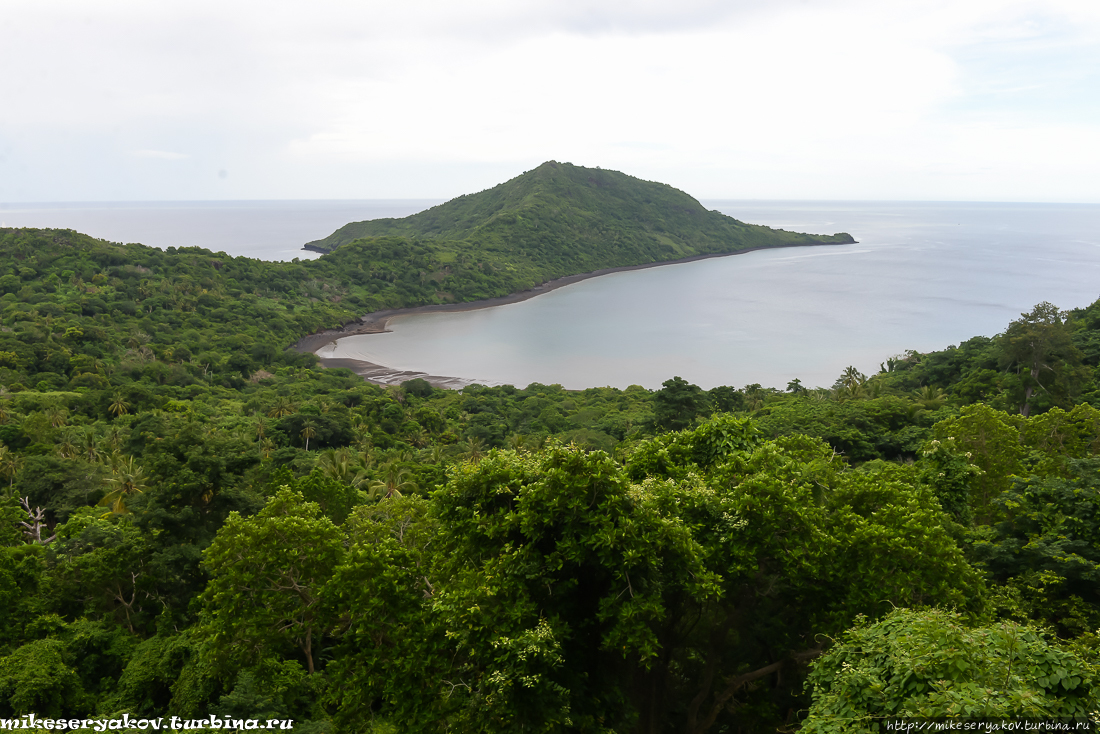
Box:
<box><xmin>293</xmin><ymin>240</ymin><xmax>851</xmax><ymax>388</ymax></box>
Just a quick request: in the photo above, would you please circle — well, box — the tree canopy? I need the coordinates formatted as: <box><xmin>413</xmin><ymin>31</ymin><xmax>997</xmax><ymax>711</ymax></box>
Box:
<box><xmin>0</xmin><ymin>221</ymin><xmax>1098</xmax><ymax>730</ymax></box>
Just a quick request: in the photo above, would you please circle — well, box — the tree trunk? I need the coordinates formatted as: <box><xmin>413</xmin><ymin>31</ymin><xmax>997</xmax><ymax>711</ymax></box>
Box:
<box><xmin>632</xmin><ymin>641</ymin><xmax>674</xmax><ymax>734</ymax></box>
<box><xmin>303</xmin><ymin>626</ymin><xmax>314</xmax><ymax>674</ymax></box>
<box><xmin>684</xmin><ymin>646</ymin><xmax>824</xmax><ymax>734</ymax></box>
<box><xmin>684</xmin><ymin>608</ymin><xmax>739</xmax><ymax>734</ymax></box>
<box><xmin>1021</xmin><ymin>364</ymin><xmax>1039</xmax><ymax>417</ymax></box>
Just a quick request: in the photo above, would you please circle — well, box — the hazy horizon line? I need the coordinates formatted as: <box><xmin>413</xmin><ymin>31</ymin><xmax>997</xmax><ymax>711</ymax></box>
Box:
<box><xmin>3</xmin><ymin>198</ymin><xmax>1099</xmax><ymax>207</ymax></box>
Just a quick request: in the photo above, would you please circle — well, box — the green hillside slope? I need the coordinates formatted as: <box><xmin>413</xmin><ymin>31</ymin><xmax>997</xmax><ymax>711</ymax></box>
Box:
<box><xmin>1</xmin><ymin>225</ymin><xmax>1099</xmax><ymax>733</ymax></box>
<box><xmin>304</xmin><ymin>162</ymin><xmax>855</xmax><ymax>281</ymax></box>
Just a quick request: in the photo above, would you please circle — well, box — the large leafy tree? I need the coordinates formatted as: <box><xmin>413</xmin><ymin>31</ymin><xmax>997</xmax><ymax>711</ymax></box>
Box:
<box><xmin>322</xmin><ymin>445</ymin><xmax>719</xmax><ymax>733</ymax></box>
<box><xmin>196</xmin><ymin>488</ymin><xmax>343</xmax><ymax>676</ymax></box>
<box><xmin>322</xmin><ymin>497</ymin><xmax>451</xmax><ymax>733</ymax></box>
<box><xmin>320</xmin><ymin>418</ymin><xmax>984</xmax><ymax>734</ymax></box>
<box><xmin>1000</xmin><ymin>302</ymin><xmax>1087</xmax><ymax>416</ymax></box>
<box><xmin>974</xmin><ymin>456</ymin><xmax>1100</xmax><ymax>636</ymax></box>
<box><xmin>653</xmin><ymin>376</ymin><xmax>711</xmax><ymax>431</ymax></box>
<box><xmin>430</xmin><ymin>445</ymin><xmax>718</xmax><ymax>733</ymax></box>
<box><xmin>932</xmin><ymin>404</ymin><xmax>1024</xmax><ymax>523</ymax></box>
<box><xmin>1021</xmin><ymin>403</ymin><xmax>1100</xmax><ymax>475</ymax></box>
<box><xmin>801</xmin><ymin>608</ymin><xmax>1099</xmax><ymax>731</ymax></box>
<box><xmin>44</xmin><ymin>511</ymin><xmax>154</xmax><ymax>634</ymax></box>
<box><xmin>665</xmin><ymin>437</ymin><xmax>982</xmax><ymax>734</ymax></box>
<box><xmin>0</xmin><ymin>638</ymin><xmax>88</xmax><ymax>717</ymax></box>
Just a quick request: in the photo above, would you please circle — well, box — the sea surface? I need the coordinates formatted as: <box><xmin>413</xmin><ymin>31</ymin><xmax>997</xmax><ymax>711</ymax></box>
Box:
<box><xmin>0</xmin><ymin>200</ymin><xmax>441</xmax><ymax>262</ymax></box>
<box><xmin>4</xmin><ymin>199</ymin><xmax>1099</xmax><ymax>391</ymax></box>
<box><xmin>326</xmin><ymin>201</ymin><xmax>1100</xmax><ymax>390</ymax></box>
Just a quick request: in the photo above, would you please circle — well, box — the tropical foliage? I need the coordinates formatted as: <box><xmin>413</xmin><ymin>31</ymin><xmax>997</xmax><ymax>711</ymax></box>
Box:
<box><xmin>0</xmin><ymin>186</ymin><xmax>1099</xmax><ymax>730</ymax></box>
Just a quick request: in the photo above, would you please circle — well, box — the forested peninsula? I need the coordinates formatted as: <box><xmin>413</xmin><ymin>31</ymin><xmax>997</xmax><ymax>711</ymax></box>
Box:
<box><xmin>301</xmin><ymin>161</ymin><xmax>854</xmax><ymax>308</ymax></box>
<box><xmin>296</xmin><ymin>161</ymin><xmax>853</xmax><ymax>378</ymax></box>
<box><xmin>0</xmin><ymin>165</ymin><xmax>1097</xmax><ymax>733</ymax></box>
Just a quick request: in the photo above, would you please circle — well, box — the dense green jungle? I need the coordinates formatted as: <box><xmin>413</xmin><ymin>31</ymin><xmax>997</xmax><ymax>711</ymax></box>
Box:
<box><xmin>0</xmin><ymin>199</ymin><xmax>1098</xmax><ymax>733</ymax></box>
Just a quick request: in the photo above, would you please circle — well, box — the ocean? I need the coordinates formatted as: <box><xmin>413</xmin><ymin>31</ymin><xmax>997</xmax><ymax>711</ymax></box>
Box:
<box><xmin>4</xmin><ymin>199</ymin><xmax>1098</xmax><ymax>390</ymax></box>
<box><xmin>0</xmin><ymin>200</ymin><xmax>442</xmax><ymax>262</ymax></box>
<box><xmin>325</xmin><ymin>201</ymin><xmax>1100</xmax><ymax>390</ymax></box>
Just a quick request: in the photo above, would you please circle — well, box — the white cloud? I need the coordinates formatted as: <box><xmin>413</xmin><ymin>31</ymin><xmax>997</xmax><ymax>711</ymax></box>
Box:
<box><xmin>129</xmin><ymin>150</ymin><xmax>190</xmax><ymax>160</ymax></box>
<box><xmin>1</xmin><ymin>0</ymin><xmax>1098</xmax><ymax>200</ymax></box>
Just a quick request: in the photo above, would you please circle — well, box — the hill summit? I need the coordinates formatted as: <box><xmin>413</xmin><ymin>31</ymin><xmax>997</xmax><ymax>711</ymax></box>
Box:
<box><xmin>304</xmin><ymin>162</ymin><xmax>855</xmax><ymax>262</ymax></box>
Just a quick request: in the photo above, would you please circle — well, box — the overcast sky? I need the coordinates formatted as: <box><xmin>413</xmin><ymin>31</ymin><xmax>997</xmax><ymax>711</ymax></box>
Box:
<box><xmin>2</xmin><ymin>0</ymin><xmax>1099</xmax><ymax>202</ymax></box>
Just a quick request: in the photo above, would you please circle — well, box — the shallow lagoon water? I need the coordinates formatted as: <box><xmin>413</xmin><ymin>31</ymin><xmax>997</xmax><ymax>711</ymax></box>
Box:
<box><xmin>329</xmin><ymin>201</ymin><xmax>1100</xmax><ymax>390</ymax></box>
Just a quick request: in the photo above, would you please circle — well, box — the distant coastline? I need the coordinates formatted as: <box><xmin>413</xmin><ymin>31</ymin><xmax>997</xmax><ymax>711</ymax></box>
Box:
<box><xmin>293</xmin><ymin>239</ymin><xmax>854</xmax><ymax>387</ymax></box>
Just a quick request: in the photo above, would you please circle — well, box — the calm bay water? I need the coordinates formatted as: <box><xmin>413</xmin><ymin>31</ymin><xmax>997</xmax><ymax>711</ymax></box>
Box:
<box><xmin>0</xmin><ymin>200</ymin><xmax>442</xmax><ymax>261</ymax></box>
<box><xmin>328</xmin><ymin>201</ymin><xmax>1100</xmax><ymax>390</ymax></box>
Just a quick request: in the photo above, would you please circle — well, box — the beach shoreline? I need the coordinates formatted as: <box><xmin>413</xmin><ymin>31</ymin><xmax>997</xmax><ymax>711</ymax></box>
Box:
<box><xmin>293</xmin><ymin>240</ymin><xmax>852</xmax><ymax>388</ymax></box>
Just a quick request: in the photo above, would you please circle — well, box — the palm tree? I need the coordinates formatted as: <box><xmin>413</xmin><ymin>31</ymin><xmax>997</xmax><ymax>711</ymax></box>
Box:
<box><xmin>840</xmin><ymin>365</ymin><xmax>867</xmax><ymax>387</ymax></box>
<box><xmin>358</xmin><ymin>446</ymin><xmax>376</xmax><ymax>470</ymax></box>
<box><xmin>268</xmin><ymin>397</ymin><xmax>295</xmax><ymax>418</ymax></box>
<box><xmin>45</xmin><ymin>406</ymin><xmax>68</xmax><ymax>429</ymax></box>
<box><xmin>56</xmin><ymin>434</ymin><xmax>79</xmax><ymax>460</ymax></box>
<box><xmin>0</xmin><ymin>446</ymin><xmax>23</xmax><ymax>489</ymax></box>
<box><xmin>318</xmin><ymin>447</ymin><xmax>347</xmax><ymax>478</ymax></box>
<box><xmin>352</xmin><ymin>422</ymin><xmax>374</xmax><ymax>451</ymax></box>
<box><xmin>317</xmin><ymin>448</ymin><xmax>370</xmax><ymax>488</ymax></box>
<box><xmin>103</xmin><ymin>426</ymin><xmax>125</xmax><ymax>452</ymax></box>
<box><xmin>419</xmin><ymin>444</ymin><xmax>447</xmax><ymax>465</ymax></box>
<box><xmin>367</xmin><ymin>460</ymin><xmax>417</xmax><ymax>500</ymax></box>
<box><xmin>78</xmin><ymin>428</ymin><xmax>103</xmax><ymax>463</ymax></box>
<box><xmin>127</xmin><ymin>331</ymin><xmax>150</xmax><ymax>350</ymax></box>
<box><xmin>406</xmin><ymin>426</ymin><xmax>430</xmax><ymax>448</ymax></box>
<box><xmin>100</xmin><ymin>456</ymin><xmax>148</xmax><ymax>515</ymax></box>
<box><xmin>300</xmin><ymin>421</ymin><xmax>317</xmax><ymax>451</ymax></box>
<box><xmin>737</xmin><ymin>383</ymin><xmax>765</xmax><ymax>412</ymax></box>
<box><xmin>99</xmin><ymin>449</ymin><xmax>125</xmax><ymax>474</ymax></box>
<box><xmin>913</xmin><ymin>385</ymin><xmax>946</xmax><ymax>410</ymax></box>
<box><xmin>465</xmin><ymin>436</ymin><xmax>485</xmax><ymax>463</ymax></box>
<box><xmin>108</xmin><ymin>392</ymin><xmax>130</xmax><ymax>418</ymax></box>
<box><xmin>833</xmin><ymin>383</ymin><xmax>860</xmax><ymax>402</ymax></box>
<box><xmin>833</xmin><ymin>367</ymin><xmax>870</xmax><ymax>402</ymax></box>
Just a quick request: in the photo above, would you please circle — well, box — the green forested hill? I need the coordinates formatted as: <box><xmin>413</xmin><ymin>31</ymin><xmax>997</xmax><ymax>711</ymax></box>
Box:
<box><xmin>303</xmin><ymin>162</ymin><xmax>854</xmax><ymax>301</ymax></box>
<box><xmin>0</xmin><ymin>221</ymin><xmax>1098</xmax><ymax>731</ymax></box>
